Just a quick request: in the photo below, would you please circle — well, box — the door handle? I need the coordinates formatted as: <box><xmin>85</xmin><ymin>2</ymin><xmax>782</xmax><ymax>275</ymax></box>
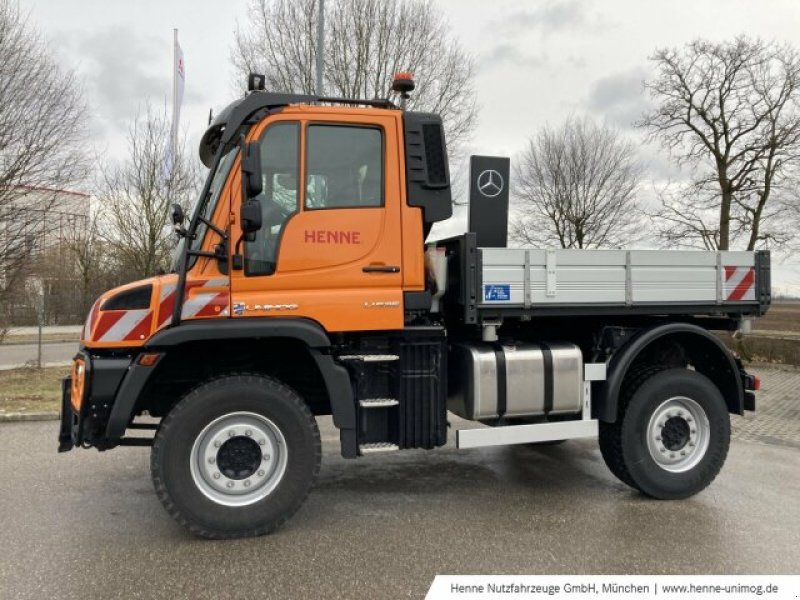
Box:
<box><xmin>363</xmin><ymin>264</ymin><xmax>400</xmax><ymax>273</ymax></box>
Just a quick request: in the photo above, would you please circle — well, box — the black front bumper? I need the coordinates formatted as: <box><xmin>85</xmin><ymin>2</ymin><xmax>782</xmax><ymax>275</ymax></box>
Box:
<box><xmin>57</xmin><ymin>349</ymin><xmax>133</xmax><ymax>452</ymax></box>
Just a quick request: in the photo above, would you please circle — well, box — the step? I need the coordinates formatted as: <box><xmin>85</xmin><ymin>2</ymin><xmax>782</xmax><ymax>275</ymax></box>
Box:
<box><xmin>337</xmin><ymin>354</ymin><xmax>400</xmax><ymax>363</ymax></box>
<box><xmin>359</xmin><ymin>442</ymin><xmax>400</xmax><ymax>455</ymax></box>
<box><xmin>359</xmin><ymin>398</ymin><xmax>400</xmax><ymax>408</ymax></box>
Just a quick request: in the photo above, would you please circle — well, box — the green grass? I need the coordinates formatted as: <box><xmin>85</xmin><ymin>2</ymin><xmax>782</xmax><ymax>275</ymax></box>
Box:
<box><xmin>0</xmin><ymin>333</ymin><xmax>79</xmax><ymax>345</ymax></box>
<box><xmin>0</xmin><ymin>367</ymin><xmax>68</xmax><ymax>415</ymax></box>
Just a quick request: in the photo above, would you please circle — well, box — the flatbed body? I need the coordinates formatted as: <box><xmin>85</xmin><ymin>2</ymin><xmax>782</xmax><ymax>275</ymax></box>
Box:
<box><xmin>438</xmin><ymin>234</ymin><xmax>769</xmax><ymax>325</ymax></box>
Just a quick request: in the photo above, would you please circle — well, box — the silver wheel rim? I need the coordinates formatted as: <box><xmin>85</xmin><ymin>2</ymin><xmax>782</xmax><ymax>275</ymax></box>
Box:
<box><xmin>646</xmin><ymin>396</ymin><xmax>710</xmax><ymax>473</ymax></box>
<box><xmin>189</xmin><ymin>411</ymin><xmax>288</xmax><ymax>507</ymax></box>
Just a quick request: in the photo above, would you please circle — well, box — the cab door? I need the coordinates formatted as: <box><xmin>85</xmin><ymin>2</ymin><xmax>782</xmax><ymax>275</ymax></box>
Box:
<box><xmin>230</xmin><ymin>110</ymin><xmax>404</xmax><ymax>332</ymax></box>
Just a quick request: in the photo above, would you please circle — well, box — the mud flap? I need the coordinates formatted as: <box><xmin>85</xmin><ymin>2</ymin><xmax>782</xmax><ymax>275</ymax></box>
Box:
<box><xmin>58</xmin><ymin>377</ymin><xmax>76</xmax><ymax>452</ymax></box>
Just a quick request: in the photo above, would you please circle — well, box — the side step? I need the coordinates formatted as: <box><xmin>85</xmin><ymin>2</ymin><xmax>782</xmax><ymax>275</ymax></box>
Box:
<box><xmin>359</xmin><ymin>442</ymin><xmax>400</xmax><ymax>454</ymax></box>
<box><xmin>456</xmin><ymin>419</ymin><xmax>598</xmax><ymax>449</ymax></box>
<box><xmin>338</xmin><ymin>354</ymin><xmax>400</xmax><ymax>363</ymax></box>
<box><xmin>359</xmin><ymin>398</ymin><xmax>400</xmax><ymax>408</ymax></box>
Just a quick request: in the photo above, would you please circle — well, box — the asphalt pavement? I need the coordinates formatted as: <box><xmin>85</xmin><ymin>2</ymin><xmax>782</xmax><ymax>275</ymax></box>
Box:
<box><xmin>1</xmin><ymin>366</ymin><xmax>799</xmax><ymax>600</ymax></box>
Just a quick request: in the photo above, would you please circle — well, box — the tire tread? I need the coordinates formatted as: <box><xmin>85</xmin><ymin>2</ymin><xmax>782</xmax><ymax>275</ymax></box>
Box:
<box><xmin>598</xmin><ymin>364</ymin><xmax>666</xmax><ymax>490</ymax></box>
<box><xmin>150</xmin><ymin>372</ymin><xmax>321</xmax><ymax>539</ymax></box>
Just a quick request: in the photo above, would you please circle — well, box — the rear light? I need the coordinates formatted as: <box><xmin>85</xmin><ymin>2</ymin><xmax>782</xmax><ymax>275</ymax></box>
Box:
<box><xmin>744</xmin><ymin>373</ymin><xmax>761</xmax><ymax>391</ymax></box>
<box><xmin>70</xmin><ymin>358</ymin><xmax>86</xmax><ymax>412</ymax></box>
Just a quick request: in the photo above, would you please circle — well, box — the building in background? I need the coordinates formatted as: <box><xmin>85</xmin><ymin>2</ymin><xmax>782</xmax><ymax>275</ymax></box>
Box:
<box><xmin>0</xmin><ymin>186</ymin><xmax>90</xmax><ymax>263</ymax></box>
<box><xmin>0</xmin><ymin>186</ymin><xmax>91</xmax><ymax>325</ymax></box>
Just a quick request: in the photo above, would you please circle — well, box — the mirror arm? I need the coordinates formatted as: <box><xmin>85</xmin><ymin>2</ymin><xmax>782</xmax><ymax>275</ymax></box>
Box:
<box><xmin>196</xmin><ymin>215</ymin><xmax>228</xmax><ymax>240</ymax></box>
<box><xmin>186</xmin><ymin>249</ymin><xmax>219</xmax><ymax>259</ymax></box>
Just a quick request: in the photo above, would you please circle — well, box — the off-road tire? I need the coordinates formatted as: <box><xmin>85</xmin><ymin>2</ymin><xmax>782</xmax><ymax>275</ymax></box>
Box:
<box><xmin>151</xmin><ymin>374</ymin><xmax>321</xmax><ymax>539</ymax></box>
<box><xmin>599</xmin><ymin>368</ymin><xmax>730</xmax><ymax>499</ymax></box>
<box><xmin>599</xmin><ymin>365</ymin><xmax>665</xmax><ymax>490</ymax></box>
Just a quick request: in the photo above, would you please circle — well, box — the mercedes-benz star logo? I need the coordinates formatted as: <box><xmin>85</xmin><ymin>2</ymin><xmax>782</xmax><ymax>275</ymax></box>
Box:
<box><xmin>477</xmin><ymin>169</ymin><xmax>504</xmax><ymax>198</ymax></box>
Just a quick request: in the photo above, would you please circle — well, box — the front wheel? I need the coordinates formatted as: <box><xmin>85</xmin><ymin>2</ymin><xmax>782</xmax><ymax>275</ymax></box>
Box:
<box><xmin>599</xmin><ymin>368</ymin><xmax>730</xmax><ymax>499</ymax></box>
<box><xmin>151</xmin><ymin>374</ymin><xmax>321</xmax><ymax>539</ymax></box>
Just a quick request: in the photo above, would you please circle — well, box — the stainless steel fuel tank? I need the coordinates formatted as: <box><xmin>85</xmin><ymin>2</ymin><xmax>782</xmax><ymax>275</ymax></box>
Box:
<box><xmin>448</xmin><ymin>342</ymin><xmax>583</xmax><ymax>421</ymax></box>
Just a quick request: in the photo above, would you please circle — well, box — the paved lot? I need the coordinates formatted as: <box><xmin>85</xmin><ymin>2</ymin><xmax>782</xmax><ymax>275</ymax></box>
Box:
<box><xmin>0</xmin><ymin>367</ymin><xmax>798</xmax><ymax>599</ymax></box>
<box><xmin>0</xmin><ymin>341</ymin><xmax>76</xmax><ymax>370</ymax></box>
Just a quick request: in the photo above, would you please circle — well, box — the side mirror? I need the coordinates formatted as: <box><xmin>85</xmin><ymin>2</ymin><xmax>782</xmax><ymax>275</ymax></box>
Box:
<box><xmin>242</xmin><ymin>140</ymin><xmax>263</xmax><ymax>199</ymax></box>
<box><xmin>240</xmin><ymin>198</ymin><xmax>262</xmax><ymax>240</ymax></box>
<box><xmin>170</xmin><ymin>203</ymin><xmax>186</xmax><ymax>237</ymax></box>
<box><xmin>170</xmin><ymin>203</ymin><xmax>185</xmax><ymax>226</ymax></box>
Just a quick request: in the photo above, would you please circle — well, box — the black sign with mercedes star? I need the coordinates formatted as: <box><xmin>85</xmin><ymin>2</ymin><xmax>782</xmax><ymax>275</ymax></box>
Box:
<box><xmin>468</xmin><ymin>155</ymin><xmax>510</xmax><ymax>248</ymax></box>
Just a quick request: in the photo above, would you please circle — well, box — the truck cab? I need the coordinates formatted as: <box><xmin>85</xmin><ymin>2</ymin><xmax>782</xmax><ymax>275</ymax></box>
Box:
<box><xmin>60</xmin><ymin>75</ymin><xmax>767</xmax><ymax>539</ymax></box>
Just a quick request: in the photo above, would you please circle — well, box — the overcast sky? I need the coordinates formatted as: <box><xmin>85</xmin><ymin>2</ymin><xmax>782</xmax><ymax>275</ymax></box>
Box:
<box><xmin>27</xmin><ymin>0</ymin><xmax>800</xmax><ymax>292</ymax></box>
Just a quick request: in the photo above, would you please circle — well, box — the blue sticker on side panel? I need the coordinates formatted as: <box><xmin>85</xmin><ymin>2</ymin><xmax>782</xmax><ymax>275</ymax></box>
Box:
<box><xmin>484</xmin><ymin>284</ymin><xmax>511</xmax><ymax>302</ymax></box>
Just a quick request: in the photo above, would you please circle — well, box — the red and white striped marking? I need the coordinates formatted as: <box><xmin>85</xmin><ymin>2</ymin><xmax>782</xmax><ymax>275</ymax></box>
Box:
<box><xmin>156</xmin><ymin>278</ymin><xmax>229</xmax><ymax>330</ymax></box>
<box><xmin>724</xmin><ymin>266</ymin><xmax>755</xmax><ymax>302</ymax></box>
<box><xmin>91</xmin><ymin>279</ymin><xmax>229</xmax><ymax>343</ymax></box>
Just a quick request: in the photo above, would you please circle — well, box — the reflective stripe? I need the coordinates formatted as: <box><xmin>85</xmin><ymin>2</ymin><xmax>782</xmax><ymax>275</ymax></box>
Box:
<box><xmin>724</xmin><ymin>266</ymin><xmax>755</xmax><ymax>301</ymax></box>
<box><xmin>98</xmin><ymin>309</ymin><xmax>151</xmax><ymax>342</ymax></box>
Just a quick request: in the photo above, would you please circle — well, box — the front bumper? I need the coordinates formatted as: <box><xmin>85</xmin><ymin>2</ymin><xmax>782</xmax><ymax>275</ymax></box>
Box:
<box><xmin>57</xmin><ymin>349</ymin><xmax>133</xmax><ymax>452</ymax></box>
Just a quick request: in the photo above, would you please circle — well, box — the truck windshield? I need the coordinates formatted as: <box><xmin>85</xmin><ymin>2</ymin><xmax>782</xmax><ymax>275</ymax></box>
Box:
<box><xmin>172</xmin><ymin>147</ymin><xmax>238</xmax><ymax>271</ymax></box>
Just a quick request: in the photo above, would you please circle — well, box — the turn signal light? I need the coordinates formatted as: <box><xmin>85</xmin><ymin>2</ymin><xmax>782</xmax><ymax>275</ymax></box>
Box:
<box><xmin>138</xmin><ymin>352</ymin><xmax>161</xmax><ymax>367</ymax></box>
<box><xmin>70</xmin><ymin>358</ymin><xmax>86</xmax><ymax>412</ymax></box>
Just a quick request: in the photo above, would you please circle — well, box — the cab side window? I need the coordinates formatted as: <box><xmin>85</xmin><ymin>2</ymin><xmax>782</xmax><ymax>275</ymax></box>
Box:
<box><xmin>245</xmin><ymin>122</ymin><xmax>300</xmax><ymax>276</ymax></box>
<box><xmin>305</xmin><ymin>125</ymin><xmax>383</xmax><ymax>209</ymax></box>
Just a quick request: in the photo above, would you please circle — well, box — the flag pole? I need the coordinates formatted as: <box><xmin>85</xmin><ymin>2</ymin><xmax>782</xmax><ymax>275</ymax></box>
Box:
<box><xmin>316</xmin><ymin>0</ymin><xmax>324</xmax><ymax>95</ymax></box>
<box><xmin>172</xmin><ymin>28</ymin><xmax>179</xmax><ymax>166</ymax></box>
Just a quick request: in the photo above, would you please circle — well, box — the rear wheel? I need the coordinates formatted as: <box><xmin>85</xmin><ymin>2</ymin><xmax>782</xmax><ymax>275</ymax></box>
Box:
<box><xmin>151</xmin><ymin>374</ymin><xmax>320</xmax><ymax>539</ymax></box>
<box><xmin>599</xmin><ymin>368</ymin><xmax>730</xmax><ymax>499</ymax></box>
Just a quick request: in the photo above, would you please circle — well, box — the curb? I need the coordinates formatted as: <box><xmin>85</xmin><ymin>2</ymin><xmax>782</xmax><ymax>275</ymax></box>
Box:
<box><xmin>0</xmin><ymin>412</ymin><xmax>60</xmax><ymax>422</ymax></box>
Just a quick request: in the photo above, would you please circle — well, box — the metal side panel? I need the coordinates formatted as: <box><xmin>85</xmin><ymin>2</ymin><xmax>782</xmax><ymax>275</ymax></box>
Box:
<box><xmin>530</xmin><ymin>249</ymin><xmax>627</xmax><ymax>305</ymax></box>
<box><xmin>481</xmin><ymin>248</ymin><xmax>526</xmax><ymax>305</ymax></box>
<box><xmin>629</xmin><ymin>250</ymin><xmax>717</xmax><ymax>303</ymax></box>
<box><xmin>720</xmin><ymin>251</ymin><xmax>757</xmax><ymax>303</ymax></box>
<box><xmin>477</xmin><ymin>247</ymin><xmax>762</xmax><ymax>310</ymax></box>
<box><xmin>456</xmin><ymin>419</ymin><xmax>598</xmax><ymax>449</ymax></box>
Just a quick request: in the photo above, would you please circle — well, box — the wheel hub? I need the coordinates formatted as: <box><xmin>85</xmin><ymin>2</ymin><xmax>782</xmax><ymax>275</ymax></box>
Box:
<box><xmin>190</xmin><ymin>412</ymin><xmax>288</xmax><ymax>507</ymax></box>
<box><xmin>661</xmin><ymin>416</ymin><xmax>691</xmax><ymax>451</ymax></box>
<box><xmin>646</xmin><ymin>396</ymin><xmax>710</xmax><ymax>473</ymax></box>
<box><xmin>217</xmin><ymin>437</ymin><xmax>262</xmax><ymax>480</ymax></box>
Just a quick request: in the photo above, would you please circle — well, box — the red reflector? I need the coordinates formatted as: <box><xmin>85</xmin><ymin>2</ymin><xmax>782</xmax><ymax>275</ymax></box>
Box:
<box><xmin>753</xmin><ymin>375</ymin><xmax>761</xmax><ymax>391</ymax></box>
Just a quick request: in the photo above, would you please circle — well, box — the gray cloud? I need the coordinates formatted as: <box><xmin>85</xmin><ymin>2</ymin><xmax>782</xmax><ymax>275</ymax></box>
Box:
<box><xmin>479</xmin><ymin>43</ymin><xmax>546</xmax><ymax>71</ymax></box>
<box><xmin>586</xmin><ymin>67</ymin><xmax>651</xmax><ymax>130</ymax></box>
<box><xmin>54</xmin><ymin>26</ymin><xmax>202</xmax><ymax>136</ymax></box>
<box><xmin>494</xmin><ymin>0</ymin><xmax>610</xmax><ymax>37</ymax></box>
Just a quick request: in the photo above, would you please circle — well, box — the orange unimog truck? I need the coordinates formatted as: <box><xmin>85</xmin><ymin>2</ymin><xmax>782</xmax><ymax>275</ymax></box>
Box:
<box><xmin>60</xmin><ymin>74</ymin><xmax>769</xmax><ymax>539</ymax></box>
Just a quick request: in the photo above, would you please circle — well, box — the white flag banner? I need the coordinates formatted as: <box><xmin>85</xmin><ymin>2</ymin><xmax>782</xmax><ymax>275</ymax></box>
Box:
<box><xmin>162</xmin><ymin>30</ymin><xmax>185</xmax><ymax>189</ymax></box>
<box><xmin>172</xmin><ymin>36</ymin><xmax>185</xmax><ymax>144</ymax></box>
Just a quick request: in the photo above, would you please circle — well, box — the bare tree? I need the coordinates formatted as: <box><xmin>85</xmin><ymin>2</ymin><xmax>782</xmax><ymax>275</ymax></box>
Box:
<box><xmin>639</xmin><ymin>36</ymin><xmax>800</xmax><ymax>250</ymax></box>
<box><xmin>96</xmin><ymin>104</ymin><xmax>200</xmax><ymax>280</ymax></box>
<box><xmin>60</xmin><ymin>206</ymin><xmax>122</xmax><ymax>316</ymax></box>
<box><xmin>510</xmin><ymin>116</ymin><xmax>642</xmax><ymax>249</ymax></box>
<box><xmin>0</xmin><ymin>0</ymin><xmax>88</xmax><ymax>311</ymax></box>
<box><xmin>231</xmin><ymin>0</ymin><xmax>477</xmax><ymax>156</ymax></box>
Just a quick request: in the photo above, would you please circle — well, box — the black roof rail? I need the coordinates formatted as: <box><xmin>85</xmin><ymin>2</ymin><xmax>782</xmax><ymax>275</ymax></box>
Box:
<box><xmin>199</xmin><ymin>91</ymin><xmax>396</xmax><ymax>167</ymax></box>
